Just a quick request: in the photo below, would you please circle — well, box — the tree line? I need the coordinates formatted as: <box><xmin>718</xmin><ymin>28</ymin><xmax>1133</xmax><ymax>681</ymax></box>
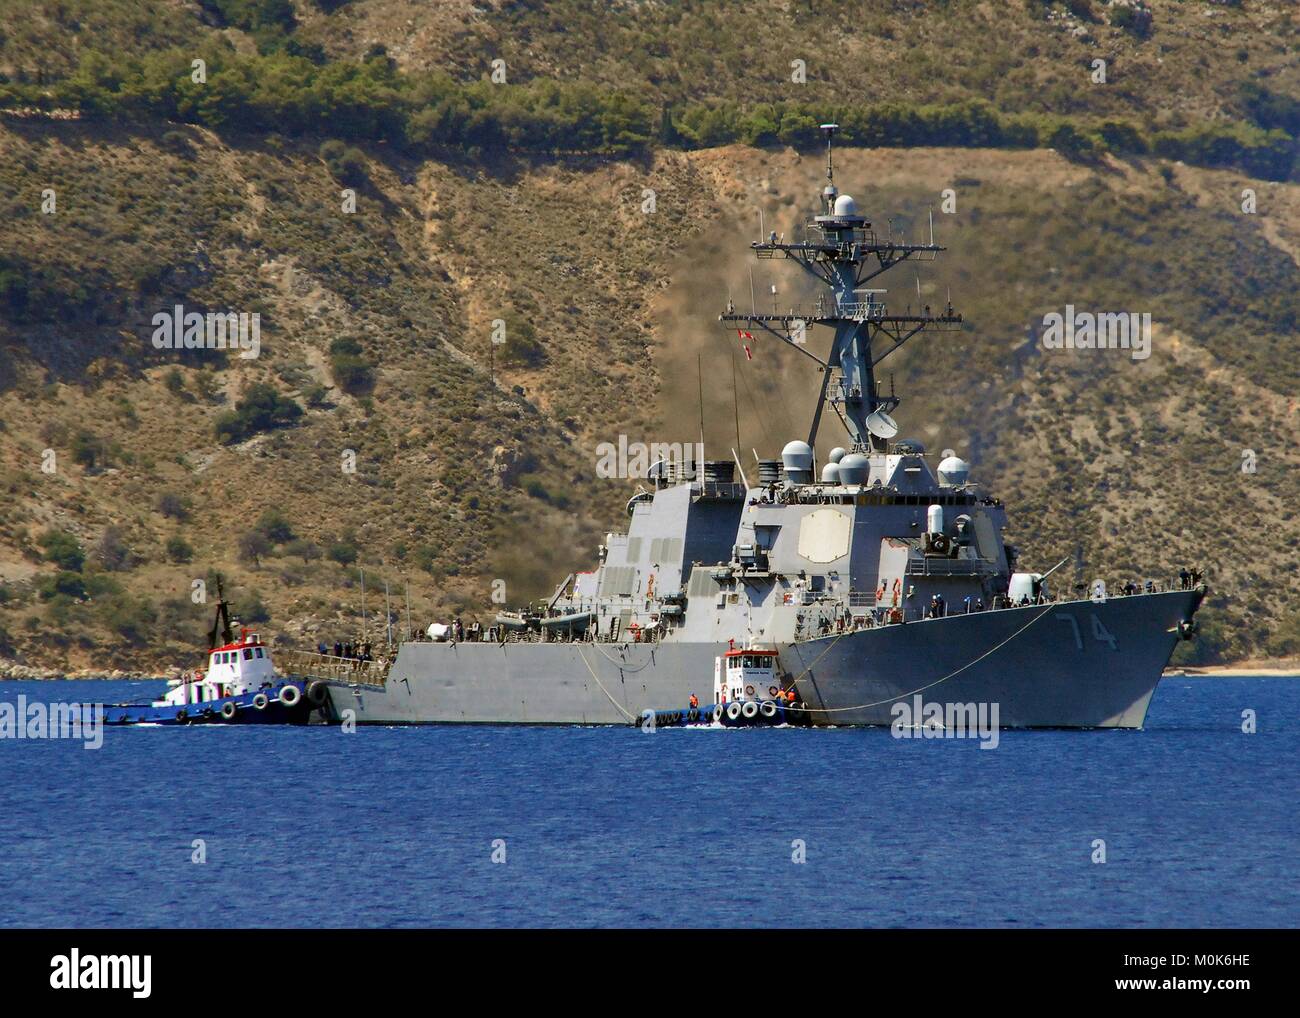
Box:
<box><xmin>1</xmin><ymin>47</ymin><xmax>1295</xmax><ymax>180</ymax></box>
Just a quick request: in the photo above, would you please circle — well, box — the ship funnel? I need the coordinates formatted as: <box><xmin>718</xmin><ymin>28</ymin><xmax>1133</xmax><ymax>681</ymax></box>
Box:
<box><xmin>703</xmin><ymin>460</ymin><xmax>735</xmax><ymax>484</ymax></box>
<box><xmin>781</xmin><ymin>440</ymin><xmax>814</xmax><ymax>484</ymax></box>
<box><xmin>757</xmin><ymin>459</ymin><xmax>784</xmax><ymax>486</ymax></box>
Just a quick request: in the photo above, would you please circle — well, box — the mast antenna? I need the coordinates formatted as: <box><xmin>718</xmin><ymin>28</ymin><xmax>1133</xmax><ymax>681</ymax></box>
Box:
<box><xmin>697</xmin><ymin>353</ymin><xmax>706</xmax><ymax>459</ymax></box>
<box><xmin>819</xmin><ymin>122</ymin><xmax>839</xmax><ymax>213</ymax></box>
<box><xmin>732</xmin><ymin>351</ymin><xmax>742</xmax><ymax>458</ymax></box>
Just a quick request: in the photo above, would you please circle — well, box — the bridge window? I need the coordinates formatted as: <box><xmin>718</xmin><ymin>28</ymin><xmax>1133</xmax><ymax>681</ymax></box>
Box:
<box><xmin>243</xmin><ymin>649</ymin><xmax>253</xmax><ymax>660</ymax></box>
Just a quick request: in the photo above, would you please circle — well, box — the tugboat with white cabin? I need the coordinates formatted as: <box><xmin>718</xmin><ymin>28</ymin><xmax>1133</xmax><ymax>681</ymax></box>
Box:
<box><xmin>640</xmin><ymin>640</ymin><xmax>810</xmax><ymax>728</ymax></box>
<box><xmin>103</xmin><ymin>581</ymin><xmax>320</xmax><ymax>726</ymax></box>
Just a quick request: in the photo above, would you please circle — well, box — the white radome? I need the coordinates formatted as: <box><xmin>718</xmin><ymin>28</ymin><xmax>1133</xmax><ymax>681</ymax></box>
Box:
<box><xmin>938</xmin><ymin>455</ymin><xmax>971</xmax><ymax>485</ymax></box>
<box><xmin>781</xmin><ymin>439</ymin><xmax>814</xmax><ymax>471</ymax></box>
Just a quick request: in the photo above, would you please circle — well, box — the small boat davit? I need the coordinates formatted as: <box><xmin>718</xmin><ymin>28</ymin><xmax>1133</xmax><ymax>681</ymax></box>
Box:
<box><xmin>103</xmin><ymin>580</ymin><xmax>326</xmax><ymax>726</ymax></box>
<box><xmin>638</xmin><ymin>641</ymin><xmax>811</xmax><ymax>728</ymax></box>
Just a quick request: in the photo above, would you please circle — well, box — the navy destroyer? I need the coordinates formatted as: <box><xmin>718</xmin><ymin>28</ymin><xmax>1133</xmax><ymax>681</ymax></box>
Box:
<box><xmin>308</xmin><ymin>124</ymin><xmax>1205</xmax><ymax>728</ymax></box>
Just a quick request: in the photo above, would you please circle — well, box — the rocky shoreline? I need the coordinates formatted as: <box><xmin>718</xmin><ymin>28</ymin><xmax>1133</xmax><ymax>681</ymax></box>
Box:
<box><xmin>0</xmin><ymin>662</ymin><xmax>165</xmax><ymax>681</ymax></box>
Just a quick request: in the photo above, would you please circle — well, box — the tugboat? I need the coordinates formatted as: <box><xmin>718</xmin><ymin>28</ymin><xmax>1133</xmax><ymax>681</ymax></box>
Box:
<box><xmin>104</xmin><ymin>581</ymin><xmax>320</xmax><ymax>726</ymax></box>
<box><xmin>639</xmin><ymin>640</ymin><xmax>811</xmax><ymax>728</ymax></box>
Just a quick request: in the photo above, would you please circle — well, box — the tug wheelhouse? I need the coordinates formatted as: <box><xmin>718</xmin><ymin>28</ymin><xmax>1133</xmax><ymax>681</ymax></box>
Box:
<box><xmin>712</xmin><ymin>642</ymin><xmax>781</xmax><ymax>704</ymax></box>
<box><xmin>163</xmin><ymin>629</ymin><xmax>276</xmax><ymax>707</ymax></box>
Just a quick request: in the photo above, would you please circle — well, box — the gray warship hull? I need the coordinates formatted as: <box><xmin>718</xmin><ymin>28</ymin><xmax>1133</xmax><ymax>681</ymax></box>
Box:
<box><xmin>320</xmin><ymin>589</ymin><xmax>1198</xmax><ymax>729</ymax></box>
<box><xmin>311</xmin><ymin>126</ymin><xmax>1209</xmax><ymax>731</ymax></box>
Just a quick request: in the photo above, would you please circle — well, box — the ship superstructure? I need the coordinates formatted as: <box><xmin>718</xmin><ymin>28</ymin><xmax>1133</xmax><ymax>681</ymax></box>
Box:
<box><xmin>314</xmin><ymin>125</ymin><xmax>1204</xmax><ymax>729</ymax></box>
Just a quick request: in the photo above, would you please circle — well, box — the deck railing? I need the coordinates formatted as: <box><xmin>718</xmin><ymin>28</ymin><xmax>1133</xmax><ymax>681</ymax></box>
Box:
<box><xmin>276</xmin><ymin>649</ymin><xmax>391</xmax><ymax>687</ymax></box>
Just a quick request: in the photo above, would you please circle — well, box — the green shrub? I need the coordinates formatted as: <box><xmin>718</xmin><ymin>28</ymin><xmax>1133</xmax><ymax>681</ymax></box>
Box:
<box><xmin>156</xmin><ymin>491</ymin><xmax>191</xmax><ymax>520</ymax></box>
<box><xmin>242</xmin><ymin>595</ymin><xmax>270</xmax><ymax>624</ymax></box>
<box><xmin>302</xmin><ymin>383</ymin><xmax>332</xmax><ymax>407</ymax></box>
<box><xmin>166</xmin><ymin>535</ymin><xmax>194</xmax><ymax>563</ymax></box>
<box><xmin>215</xmin><ymin>382</ymin><xmax>302</xmax><ymax>443</ymax></box>
<box><xmin>161</xmin><ymin>130</ymin><xmax>193</xmax><ymax>156</ymax></box>
<box><xmin>96</xmin><ymin>593</ymin><xmax>154</xmax><ymax>641</ymax></box>
<box><xmin>70</xmin><ymin>430</ymin><xmax>109</xmax><ymax>469</ymax></box>
<box><xmin>284</xmin><ymin>538</ymin><xmax>321</xmax><ymax>562</ymax></box>
<box><xmin>238</xmin><ymin>530</ymin><xmax>272</xmax><ymax>564</ymax></box>
<box><xmin>1265</xmin><ymin>610</ymin><xmax>1300</xmax><ymax>659</ymax></box>
<box><xmin>319</xmin><ymin>140</ymin><xmax>368</xmax><ymax>185</ymax></box>
<box><xmin>327</xmin><ymin>538</ymin><xmax>358</xmax><ymax>565</ymax></box>
<box><xmin>163</xmin><ymin>368</ymin><xmax>187</xmax><ymax>394</ymax></box>
<box><xmin>37</xmin><ymin>571</ymin><xmax>87</xmax><ymax>601</ymax></box>
<box><xmin>83</xmin><ymin>574</ymin><xmax>123</xmax><ymax>597</ymax></box>
<box><xmin>498</xmin><ymin>316</ymin><xmax>546</xmax><ymax>367</ymax></box>
<box><xmin>255</xmin><ymin>508</ymin><xmax>295</xmax><ymax>544</ymax></box>
<box><xmin>328</xmin><ymin>337</ymin><xmax>375</xmax><ymax>394</ymax></box>
<box><xmin>1099</xmin><ymin>120</ymin><xmax>1147</xmax><ymax>155</ymax></box>
<box><xmin>39</xmin><ymin>530</ymin><xmax>85</xmax><ymax>572</ymax></box>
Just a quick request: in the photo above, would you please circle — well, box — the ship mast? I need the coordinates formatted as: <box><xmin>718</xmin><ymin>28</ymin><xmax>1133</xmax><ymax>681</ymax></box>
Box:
<box><xmin>206</xmin><ymin>574</ymin><xmax>236</xmax><ymax>650</ymax></box>
<box><xmin>719</xmin><ymin>123</ymin><xmax>963</xmax><ymax>452</ymax></box>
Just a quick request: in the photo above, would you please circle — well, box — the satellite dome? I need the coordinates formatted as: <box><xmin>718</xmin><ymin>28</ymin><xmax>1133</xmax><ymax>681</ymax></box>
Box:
<box><xmin>837</xmin><ymin>453</ymin><xmax>870</xmax><ymax>485</ymax></box>
<box><xmin>938</xmin><ymin>455</ymin><xmax>971</xmax><ymax>486</ymax></box>
<box><xmin>820</xmin><ymin>462</ymin><xmax>840</xmax><ymax>483</ymax></box>
<box><xmin>833</xmin><ymin>194</ymin><xmax>858</xmax><ymax>218</ymax></box>
<box><xmin>781</xmin><ymin>440</ymin><xmax>814</xmax><ymax>471</ymax></box>
<box><xmin>828</xmin><ymin>446</ymin><xmax>847</xmax><ymax>464</ymax></box>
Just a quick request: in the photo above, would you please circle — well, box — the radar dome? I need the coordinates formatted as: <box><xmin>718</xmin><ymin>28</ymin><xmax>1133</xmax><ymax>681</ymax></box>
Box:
<box><xmin>833</xmin><ymin>194</ymin><xmax>858</xmax><ymax>218</ymax></box>
<box><xmin>837</xmin><ymin>453</ymin><xmax>870</xmax><ymax>485</ymax></box>
<box><xmin>781</xmin><ymin>440</ymin><xmax>813</xmax><ymax>471</ymax></box>
<box><xmin>828</xmin><ymin>446</ymin><xmax>847</xmax><ymax>464</ymax></box>
<box><xmin>938</xmin><ymin>455</ymin><xmax>971</xmax><ymax>486</ymax></box>
<box><xmin>820</xmin><ymin>462</ymin><xmax>840</xmax><ymax>484</ymax></box>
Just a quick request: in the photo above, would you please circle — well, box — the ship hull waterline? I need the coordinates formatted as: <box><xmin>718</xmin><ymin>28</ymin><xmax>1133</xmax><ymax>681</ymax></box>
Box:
<box><xmin>318</xmin><ymin>590</ymin><xmax>1201</xmax><ymax>729</ymax></box>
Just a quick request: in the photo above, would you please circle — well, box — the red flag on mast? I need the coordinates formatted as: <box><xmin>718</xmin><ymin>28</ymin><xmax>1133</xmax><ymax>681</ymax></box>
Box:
<box><xmin>737</xmin><ymin>329</ymin><xmax>753</xmax><ymax>361</ymax></box>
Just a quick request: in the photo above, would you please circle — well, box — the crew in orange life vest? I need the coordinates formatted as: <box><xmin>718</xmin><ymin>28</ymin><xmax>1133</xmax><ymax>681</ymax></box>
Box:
<box><xmin>688</xmin><ymin>693</ymin><xmax>699</xmax><ymax>708</ymax></box>
<box><xmin>786</xmin><ymin>689</ymin><xmax>796</xmax><ymax>705</ymax></box>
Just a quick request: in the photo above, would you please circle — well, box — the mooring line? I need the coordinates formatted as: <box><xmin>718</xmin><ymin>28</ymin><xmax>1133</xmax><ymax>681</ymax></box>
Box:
<box><xmin>575</xmin><ymin>646</ymin><xmax>637</xmax><ymax>722</ymax></box>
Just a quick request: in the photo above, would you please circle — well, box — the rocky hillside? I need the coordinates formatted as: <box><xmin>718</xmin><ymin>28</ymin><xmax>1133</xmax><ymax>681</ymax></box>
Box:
<box><xmin>1</xmin><ymin>1</ymin><xmax>1299</xmax><ymax>674</ymax></box>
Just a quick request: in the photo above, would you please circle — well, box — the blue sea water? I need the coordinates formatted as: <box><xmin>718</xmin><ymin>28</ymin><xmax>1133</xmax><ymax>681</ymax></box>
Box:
<box><xmin>1</xmin><ymin>678</ymin><xmax>1296</xmax><ymax>928</ymax></box>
